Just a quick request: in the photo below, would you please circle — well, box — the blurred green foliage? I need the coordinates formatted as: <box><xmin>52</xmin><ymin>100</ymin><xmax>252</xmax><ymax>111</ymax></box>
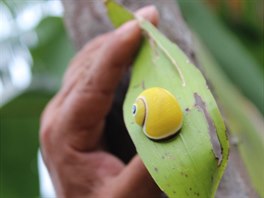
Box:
<box><xmin>31</xmin><ymin>17</ymin><xmax>74</xmax><ymax>79</ymax></box>
<box><xmin>0</xmin><ymin>15</ymin><xmax>74</xmax><ymax>197</ymax></box>
<box><xmin>209</xmin><ymin>0</ymin><xmax>263</xmax><ymax>66</ymax></box>
<box><xmin>178</xmin><ymin>0</ymin><xmax>264</xmax><ymax>114</ymax></box>
<box><xmin>1</xmin><ymin>91</ymin><xmax>53</xmax><ymax>197</ymax></box>
<box><xmin>1</xmin><ymin>0</ymin><xmax>263</xmax><ymax>197</ymax></box>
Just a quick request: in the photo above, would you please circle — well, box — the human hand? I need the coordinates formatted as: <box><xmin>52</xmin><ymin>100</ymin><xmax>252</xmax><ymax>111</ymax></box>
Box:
<box><xmin>40</xmin><ymin>5</ymin><xmax>162</xmax><ymax>198</ymax></box>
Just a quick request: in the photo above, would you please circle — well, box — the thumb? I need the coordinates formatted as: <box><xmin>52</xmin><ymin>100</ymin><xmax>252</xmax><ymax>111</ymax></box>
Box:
<box><xmin>48</xmin><ymin>5</ymin><xmax>159</xmax><ymax>151</ymax></box>
<box><xmin>112</xmin><ymin>156</ymin><xmax>162</xmax><ymax>197</ymax></box>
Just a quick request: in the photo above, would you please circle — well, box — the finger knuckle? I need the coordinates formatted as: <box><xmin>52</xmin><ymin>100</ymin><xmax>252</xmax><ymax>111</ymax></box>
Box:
<box><xmin>40</xmin><ymin>121</ymin><xmax>54</xmax><ymax>149</ymax></box>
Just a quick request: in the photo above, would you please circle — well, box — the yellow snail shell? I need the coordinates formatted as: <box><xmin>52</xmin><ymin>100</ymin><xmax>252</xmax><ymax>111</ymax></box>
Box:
<box><xmin>132</xmin><ymin>87</ymin><xmax>183</xmax><ymax>140</ymax></box>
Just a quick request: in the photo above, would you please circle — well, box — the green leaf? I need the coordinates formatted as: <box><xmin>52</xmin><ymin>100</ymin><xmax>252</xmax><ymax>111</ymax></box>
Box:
<box><xmin>105</xmin><ymin>1</ymin><xmax>229</xmax><ymax>197</ymax></box>
<box><xmin>104</xmin><ymin>0</ymin><xmax>134</xmax><ymax>28</ymax></box>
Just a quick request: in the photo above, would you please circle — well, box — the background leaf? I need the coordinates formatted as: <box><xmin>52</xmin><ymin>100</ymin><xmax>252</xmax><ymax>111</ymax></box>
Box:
<box><xmin>178</xmin><ymin>0</ymin><xmax>264</xmax><ymax>114</ymax></box>
<box><xmin>30</xmin><ymin>16</ymin><xmax>74</xmax><ymax>85</ymax></box>
<box><xmin>0</xmin><ymin>91</ymin><xmax>53</xmax><ymax>197</ymax></box>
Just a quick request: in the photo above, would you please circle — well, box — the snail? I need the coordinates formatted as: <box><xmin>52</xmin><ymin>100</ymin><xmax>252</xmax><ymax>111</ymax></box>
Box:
<box><xmin>132</xmin><ymin>87</ymin><xmax>183</xmax><ymax>140</ymax></box>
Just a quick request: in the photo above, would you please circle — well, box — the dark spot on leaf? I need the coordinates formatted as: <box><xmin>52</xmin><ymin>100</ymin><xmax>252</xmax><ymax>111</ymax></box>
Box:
<box><xmin>141</xmin><ymin>80</ymin><xmax>145</xmax><ymax>90</ymax></box>
<box><xmin>130</xmin><ymin>122</ymin><xmax>134</xmax><ymax>125</ymax></box>
<box><xmin>173</xmin><ymin>191</ymin><xmax>176</xmax><ymax>194</ymax></box>
<box><xmin>180</xmin><ymin>171</ymin><xmax>188</xmax><ymax>178</ymax></box>
<box><xmin>154</xmin><ymin>167</ymin><xmax>158</xmax><ymax>172</ymax></box>
<box><xmin>189</xmin><ymin>187</ymin><xmax>192</xmax><ymax>191</ymax></box>
<box><xmin>185</xmin><ymin>107</ymin><xmax>190</xmax><ymax>112</ymax></box>
<box><xmin>194</xmin><ymin>93</ymin><xmax>222</xmax><ymax>165</ymax></box>
<box><xmin>161</xmin><ymin>156</ymin><xmax>165</xmax><ymax>159</ymax></box>
<box><xmin>133</xmin><ymin>84</ymin><xmax>140</xmax><ymax>89</ymax></box>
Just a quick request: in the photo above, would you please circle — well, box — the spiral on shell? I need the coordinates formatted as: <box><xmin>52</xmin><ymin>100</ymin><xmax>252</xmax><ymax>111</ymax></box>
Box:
<box><xmin>132</xmin><ymin>87</ymin><xmax>183</xmax><ymax>140</ymax></box>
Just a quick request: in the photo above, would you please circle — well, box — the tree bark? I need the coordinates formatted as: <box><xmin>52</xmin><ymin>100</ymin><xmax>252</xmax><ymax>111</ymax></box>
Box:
<box><xmin>61</xmin><ymin>0</ymin><xmax>258</xmax><ymax>197</ymax></box>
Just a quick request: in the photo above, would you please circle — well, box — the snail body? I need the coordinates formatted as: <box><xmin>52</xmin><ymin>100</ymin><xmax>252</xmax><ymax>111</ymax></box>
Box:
<box><xmin>132</xmin><ymin>87</ymin><xmax>183</xmax><ymax>140</ymax></box>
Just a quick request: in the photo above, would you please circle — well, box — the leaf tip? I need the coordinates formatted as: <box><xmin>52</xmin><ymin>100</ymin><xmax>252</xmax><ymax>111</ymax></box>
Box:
<box><xmin>135</xmin><ymin>15</ymin><xmax>144</xmax><ymax>23</ymax></box>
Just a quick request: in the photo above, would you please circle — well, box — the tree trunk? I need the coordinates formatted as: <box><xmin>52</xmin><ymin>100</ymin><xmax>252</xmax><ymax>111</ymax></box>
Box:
<box><xmin>61</xmin><ymin>0</ymin><xmax>258</xmax><ymax>197</ymax></box>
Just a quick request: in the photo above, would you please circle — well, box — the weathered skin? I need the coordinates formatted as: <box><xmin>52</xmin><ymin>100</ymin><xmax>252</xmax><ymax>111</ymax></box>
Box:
<box><xmin>40</xmin><ymin>6</ymin><xmax>163</xmax><ymax>197</ymax></box>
